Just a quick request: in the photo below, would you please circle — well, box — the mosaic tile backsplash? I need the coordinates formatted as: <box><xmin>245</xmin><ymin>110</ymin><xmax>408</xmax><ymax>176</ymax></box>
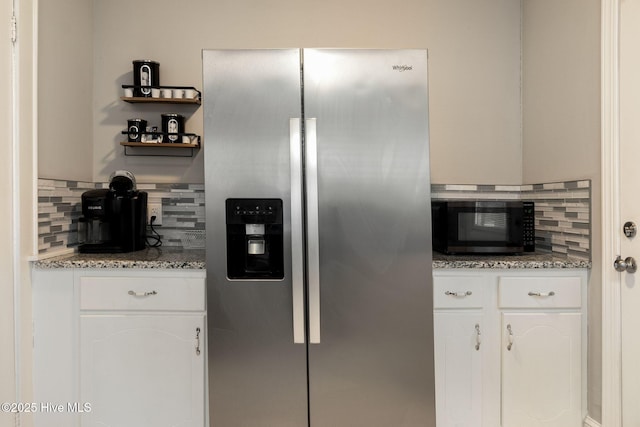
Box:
<box><xmin>431</xmin><ymin>180</ymin><xmax>591</xmax><ymax>260</ymax></box>
<box><xmin>38</xmin><ymin>179</ymin><xmax>95</xmax><ymax>253</ymax></box>
<box><xmin>38</xmin><ymin>178</ymin><xmax>591</xmax><ymax>260</ymax></box>
<box><xmin>38</xmin><ymin>179</ymin><xmax>205</xmax><ymax>255</ymax></box>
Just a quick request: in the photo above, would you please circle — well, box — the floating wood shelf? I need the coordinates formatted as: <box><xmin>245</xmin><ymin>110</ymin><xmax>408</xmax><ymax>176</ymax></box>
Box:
<box><xmin>120</xmin><ymin>96</ymin><xmax>201</xmax><ymax>105</ymax></box>
<box><xmin>120</xmin><ymin>85</ymin><xmax>202</xmax><ymax>105</ymax></box>
<box><xmin>119</xmin><ymin>141</ymin><xmax>200</xmax><ymax>157</ymax></box>
<box><xmin>120</xmin><ymin>142</ymin><xmax>200</xmax><ymax>149</ymax></box>
<box><xmin>119</xmin><ymin>84</ymin><xmax>202</xmax><ymax>156</ymax></box>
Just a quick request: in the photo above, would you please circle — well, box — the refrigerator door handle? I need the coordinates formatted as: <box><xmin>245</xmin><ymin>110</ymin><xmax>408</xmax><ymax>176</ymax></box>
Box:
<box><xmin>305</xmin><ymin>118</ymin><xmax>321</xmax><ymax>344</ymax></box>
<box><xmin>290</xmin><ymin>118</ymin><xmax>306</xmax><ymax>344</ymax></box>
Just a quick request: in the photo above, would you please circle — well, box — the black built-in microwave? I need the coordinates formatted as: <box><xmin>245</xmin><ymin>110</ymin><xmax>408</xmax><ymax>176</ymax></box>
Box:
<box><xmin>431</xmin><ymin>200</ymin><xmax>535</xmax><ymax>254</ymax></box>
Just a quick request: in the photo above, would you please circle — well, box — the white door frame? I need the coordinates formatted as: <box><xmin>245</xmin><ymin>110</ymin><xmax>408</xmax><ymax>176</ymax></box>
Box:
<box><xmin>0</xmin><ymin>0</ymin><xmax>17</xmax><ymax>421</ymax></box>
<box><xmin>7</xmin><ymin>1</ymin><xmax>39</xmax><ymax>426</ymax></box>
<box><xmin>601</xmin><ymin>0</ymin><xmax>623</xmax><ymax>425</ymax></box>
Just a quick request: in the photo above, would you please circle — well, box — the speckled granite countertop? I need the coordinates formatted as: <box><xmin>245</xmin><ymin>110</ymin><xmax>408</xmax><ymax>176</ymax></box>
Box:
<box><xmin>432</xmin><ymin>251</ymin><xmax>591</xmax><ymax>269</ymax></box>
<box><xmin>33</xmin><ymin>248</ymin><xmax>206</xmax><ymax>269</ymax></box>
<box><xmin>34</xmin><ymin>248</ymin><xmax>590</xmax><ymax>270</ymax></box>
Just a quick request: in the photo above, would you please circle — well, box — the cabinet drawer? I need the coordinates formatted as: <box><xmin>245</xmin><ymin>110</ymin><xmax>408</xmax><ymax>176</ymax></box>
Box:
<box><xmin>433</xmin><ymin>275</ymin><xmax>484</xmax><ymax>309</ymax></box>
<box><xmin>498</xmin><ymin>276</ymin><xmax>581</xmax><ymax>309</ymax></box>
<box><xmin>80</xmin><ymin>276</ymin><xmax>205</xmax><ymax>311</ymax></box>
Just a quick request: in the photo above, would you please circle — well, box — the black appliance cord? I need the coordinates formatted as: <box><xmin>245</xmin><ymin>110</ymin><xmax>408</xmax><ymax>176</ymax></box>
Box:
<box><xmin>146</xmin><ymin>216</ymin><xmax>162</xmax><ymax>247</ymax></box>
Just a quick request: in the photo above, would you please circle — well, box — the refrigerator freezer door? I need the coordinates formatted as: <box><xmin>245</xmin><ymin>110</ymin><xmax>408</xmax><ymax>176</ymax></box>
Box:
<box><xmin>203</xmin><ymin>49</ymin><xmax>308</xmax><ymax>427</ymax></box>
<box><xmin>303</xmin><ymin>49</ymin><xmax>436</xmax><ymax>426</ymax></box>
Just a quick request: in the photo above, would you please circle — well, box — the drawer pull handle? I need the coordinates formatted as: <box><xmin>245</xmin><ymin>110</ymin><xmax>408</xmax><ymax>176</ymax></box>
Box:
<box><xmin>507</xmin><ymin>324</ymin><xmax>514</xmax><ymax>351</ymax></box>
<box><xmin>128</xmin><ymin>290</ymin><xmax>158</xmax><ymax>297</ymax></box>
<box><xmin>445</xmin><ymin>290</ymin><xmax>472</xmax><ymax>297</ymax></box>
<box><xmin>195</xmin><ymin>327</ymin><xmax>201</xmax><ymax>356</ymax></box>
<box><xmin>528</xmin><ymin>291</ymin><xmax>556</xmax><ymax>297</ymax></box>
<box><xmin>475</xmin><ymin>324</ymin><xmax>481</xmax><ymax>351</ymax></box>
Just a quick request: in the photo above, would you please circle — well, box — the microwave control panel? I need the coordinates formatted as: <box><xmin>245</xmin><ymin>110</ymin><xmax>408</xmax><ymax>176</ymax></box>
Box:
<box><xmin>523</xmin><ymin>201</ymin><xmax>535</xmax><ymax>252</ymax></box>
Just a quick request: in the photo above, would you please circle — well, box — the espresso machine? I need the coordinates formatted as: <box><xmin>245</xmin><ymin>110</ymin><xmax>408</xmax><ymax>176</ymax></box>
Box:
<box><xmin>78</xmin><ymin>171</ymin><xmax>148</xmax><ymax>253</ymax></box>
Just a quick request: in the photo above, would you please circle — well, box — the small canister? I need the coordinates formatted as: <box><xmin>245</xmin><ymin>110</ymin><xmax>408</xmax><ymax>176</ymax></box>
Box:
<box><xmin>132</xmin><ymin>60</ymin><xmax>160</xmax><ymax>97</ymax></box>
<box><xmin>127</xmin><ymin>118</ymin><xmax>147</xmax><ymax>142</ymax></box>
<box><xmin>161</xmin><ymin>113</ymin><xmax>184</xmax><ymax>143</ymax></box>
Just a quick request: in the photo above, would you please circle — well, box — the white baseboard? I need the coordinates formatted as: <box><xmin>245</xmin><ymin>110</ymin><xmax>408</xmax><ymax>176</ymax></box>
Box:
<box><xmin>584</xmin><ymin>416</ymin><xmax>601</xmax><ymax>427</ymax></box>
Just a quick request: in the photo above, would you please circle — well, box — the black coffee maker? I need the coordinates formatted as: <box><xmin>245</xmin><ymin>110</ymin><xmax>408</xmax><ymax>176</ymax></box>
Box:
<box><xmin>78</xmin><ymin>170</ymin><xmax>148</xmax><ymax>253</ymax></box>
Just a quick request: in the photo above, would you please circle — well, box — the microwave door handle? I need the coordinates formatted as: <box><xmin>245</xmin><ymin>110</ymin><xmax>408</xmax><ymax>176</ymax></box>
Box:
<box><xmin>290</xmin><ymin>118</ymin><xmax>305</xmax><ymax>344</ymax></box>
<box><xmin>305</xmin><ymin>118</ymin><xmax>321</xmax><ymax>344</ymax></box>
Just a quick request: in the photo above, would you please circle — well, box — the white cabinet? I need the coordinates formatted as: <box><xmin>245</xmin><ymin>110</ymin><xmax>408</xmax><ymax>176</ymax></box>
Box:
<box><xmin>433</xmin><ymin>269</ymin><xmax>587</xmax><ymax>427</ymax></box>
<box><xmin>434</xmin><ymin>312</ymin><xmax>484</xmax><ymax>427</ymax></box>
<box><xmin>32</xmin><ymin>268</ymin><xmax>207</xmax><ymax>427</ymax></box>
<box><xmin>32</xmin><ymin>269</ymin><xmax>78</xmax><ymax>427</ymax></box>
<box><xmin>499</xmin><ymin>276</ymin><xmax>583</xmax><ymax>427</ymax></box>
<box><xmin>501</xmin><ymin>313</ymin><xmax>581</xmax><ymax>427</ymax></box>
<box><xmin>78</xmin><ymin>275</ymin><xmax>205</xmax><ymax>427</ymax></box>
<box><xmin>80</xmin><ymin>315</ymin><xmax>204</xmax><ymax>427</ymax></box>
<box><xmin>433</xmin><ymin>274</ymin><xmax>491</xmax><ymax>427</ymax></box>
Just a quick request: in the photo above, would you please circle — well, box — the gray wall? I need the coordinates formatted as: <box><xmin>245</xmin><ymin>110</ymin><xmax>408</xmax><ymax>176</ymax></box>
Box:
<box><xmin>522</xmin><ymin>0</ymin><xmax>601</xmax><ymax>421</ymax></box>
<box><xmin>39</xmin><ymin>0</ymin><xmax>522</xmax><ymax>185</ymax></box>
<box><xmin>38</xmin><ymin>0</ymin><xmax>93</xmax><ymax>182</ymax></box>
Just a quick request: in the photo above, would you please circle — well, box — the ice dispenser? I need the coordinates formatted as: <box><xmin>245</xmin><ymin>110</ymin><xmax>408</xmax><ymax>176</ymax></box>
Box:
<box><xmin>226</xmin><ymin>199</ymin><xmax>284</xmax><ymax>280</ymax></box>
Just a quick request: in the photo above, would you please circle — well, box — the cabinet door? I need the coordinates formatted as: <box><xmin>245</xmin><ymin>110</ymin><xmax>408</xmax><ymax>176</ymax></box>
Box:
<box><xmin>80</xmin><ymin>315</ymin><xmax>205</xmax><ymax>427</ymax></box>
<box><xmin>501</xmin><ymin>312</ymin><xmax>581</xmax><ymax>427</ymax></box>
<box><xmin>434</xmin><ymin>312</ymin><xmax>483</xmax><ymax>427</ymax></box>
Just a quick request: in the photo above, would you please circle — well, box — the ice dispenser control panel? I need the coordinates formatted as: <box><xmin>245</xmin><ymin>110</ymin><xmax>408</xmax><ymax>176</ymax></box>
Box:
<box><xmin>225</xmin><ymin>199</ymin><xmax>284</xmax><ymax>280</ymax></box>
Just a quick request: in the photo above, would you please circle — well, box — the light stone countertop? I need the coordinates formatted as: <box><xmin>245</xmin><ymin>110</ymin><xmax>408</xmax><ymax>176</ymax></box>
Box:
<box><xmin>33</xmin><ymin>248</ymin><xmax>206</xmax><ymax>270</ymax></box>
<box><xmin>34</xmin><ymin>248</ymin><xmax>590</xmax><ymax>270</ymax></box>
<box><xmin>432</xmin><ymin>251</ymin><xmax>591</xmax><ymax>269</ymax></box>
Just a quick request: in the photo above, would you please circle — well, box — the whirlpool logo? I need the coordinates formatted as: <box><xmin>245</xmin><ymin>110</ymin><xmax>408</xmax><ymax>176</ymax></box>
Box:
<box><xmin>392</xmin><ymin>65</ymin><xmax>413</xmax><ymax>72</ymax></box>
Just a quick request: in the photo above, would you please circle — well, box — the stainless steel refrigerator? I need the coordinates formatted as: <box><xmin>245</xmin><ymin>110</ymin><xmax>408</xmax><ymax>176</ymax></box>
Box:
<box><xmin>203</xmin><ymin>49</ymin><xmax>435</xmax><ymax>427</ymax></box>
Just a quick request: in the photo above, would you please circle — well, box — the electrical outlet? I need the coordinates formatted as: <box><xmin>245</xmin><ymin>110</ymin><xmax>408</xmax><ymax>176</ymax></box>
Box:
<box><xmin>148</xmin><ymin>202</ymin><xmax>162</xmax><ymax>226</ymax></box>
